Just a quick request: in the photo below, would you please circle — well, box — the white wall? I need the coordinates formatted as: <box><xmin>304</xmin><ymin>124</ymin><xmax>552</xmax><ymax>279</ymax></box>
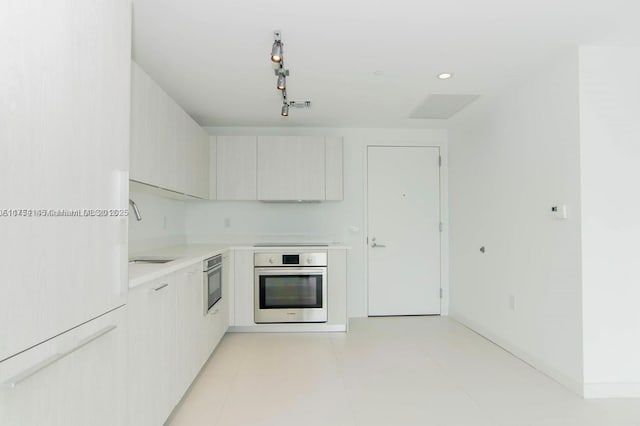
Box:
<box><xmin>185</xmin><ymin>127</ymin><xmax>448</xmax><ymax>318</ymax></box>
<box><xmin>579</xmin><ymin>46</ymin><xmax>640</xmax><ymax>397</ymax></box>
<box><xmin>448</xmin><ymin>50</ymin><xmax>584</xmax><ymax>393</ymax></box>
<box><xmin>128</xmin><ymin>188</ymin><xmax>188</xmax><ymax>254</ymax></box>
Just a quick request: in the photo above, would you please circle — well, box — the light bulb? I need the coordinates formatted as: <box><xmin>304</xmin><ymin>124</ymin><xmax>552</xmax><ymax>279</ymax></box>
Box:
<box><xmin>271</xmin><ymin>41</ymin><xmax>283</xmax><ymax>63</ymax></box>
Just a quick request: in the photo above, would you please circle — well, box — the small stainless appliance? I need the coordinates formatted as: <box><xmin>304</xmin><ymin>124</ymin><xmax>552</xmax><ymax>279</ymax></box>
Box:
<box><xmin>204</xmin><ymin>254</ymin><xmax>222</xmax><ymax>314</ymax></box>
<box><xmin>254</xmin><ymin>251</ymin><xmax>328</xmax><ymax>323</ymax></box>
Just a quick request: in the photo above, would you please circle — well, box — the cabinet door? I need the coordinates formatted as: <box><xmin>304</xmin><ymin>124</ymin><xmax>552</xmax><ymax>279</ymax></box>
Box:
<box><xmin>222</xmin><ymin>250</ymin><xmax>234</xmax><ymax>332</ymax></box>
<box><xmin>127</xmin><ymin>276</ymin><xmax>177</xmax><ymax>426</ymax></box>
<box><xmin>208</xmin><ymin>297</ymin><xmax>227</xmax><ymax>349</ymax></box>
<box><xmin>156</xmin><ymin>90</ymin><xmax>178</xmax><ymax>191</ymax></box>
<box><xmin>0</xmin><ymin>0</ymin><xmax>130</xmax><ymax>361</ymax></box>
<box><xmin>325</xmin><ymin>137</ymin><xmax>344</xmax><ymax>201</ymax></box>
<box><xmin>209</xmin><ymin>136</ymin><xmax>217</xmax><ymax>199</ymax></box>
<box><xmin>0</xmin><ymin>307</ymin><xmax>126</xmax><ymax>426</ymax></box>
<box><xmin>173</xmin><ymin>109</ymin><xmax>190</xmax><ymax>194</ymax></box>
<box><xmin>233</xmin><ymin>250</ymin><xmax>255</xmax><ymax>326</ymax></box>
<box><xmin>217</xmin><ymin>136</ymin><xmax>258</xmax><ymax>200</ymax></box>
<box><xmin>131</xmin><ymin>61</ymin><xmax>160</xmax><ymax>185</ymax></box>
<box><xmin>175</xmin><ymin>264</ymin><xmax>206</xmax><ymax>396</ymax></box>
<box><xmin>257</xmin><ymin>136</ymin><xmax>326</xmax><ymax>200</ymax></box>
<box><xmin>183</xmin><ymin>119</ymin><xmax>209</xmax><ymax>199</ymax></box>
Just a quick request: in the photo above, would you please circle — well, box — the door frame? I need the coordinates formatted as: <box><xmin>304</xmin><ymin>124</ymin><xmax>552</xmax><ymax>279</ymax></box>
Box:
<box><xmin>364</xmin><ymin>144</ymin><xmax>449</xmax><ymax>316</ymax></box>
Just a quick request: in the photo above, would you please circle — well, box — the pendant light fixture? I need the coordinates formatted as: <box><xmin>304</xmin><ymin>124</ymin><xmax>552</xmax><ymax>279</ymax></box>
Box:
<box><xmin>276</xmin><ymin>72</ymin><xmax>286</xmax><ymax>90</ymax></box>
<box><xmin>270</xmin><ymin>32</ymin><xmax>283</xmax><ymax>63</ymax></box>
<box><xmin>271</xmin><ymin>42</ymin><xmax>283</xmax><ymax>63</ymax></box>
<box><xmin>269</xmin><ymin>30</ymin><xmax>310</xmax><ymax>117</ymax></box>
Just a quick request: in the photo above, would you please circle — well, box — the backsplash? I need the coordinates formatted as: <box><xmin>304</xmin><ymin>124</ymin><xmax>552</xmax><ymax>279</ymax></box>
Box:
<box><xmin>183</xmin><ymin>200</ymin><xmax>357</xmax><ymax>245</ymax></box>
<box><xmin>128</xmin><ymin>189</ymin><xmax>188</xmax><ymax>254</ymax></box>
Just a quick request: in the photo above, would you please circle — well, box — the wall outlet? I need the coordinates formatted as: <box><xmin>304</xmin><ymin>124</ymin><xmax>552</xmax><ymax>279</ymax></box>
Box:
<box><xmin>508</xmin><ymin>294</ymin><xmax>516</xmax><ymax>311</ymax></box>
<box><xmin>551</xmin><ymin>204</ymin><xmax>569</xmax><ymax>219</ymax></box>
<box><xmin>224</xmin><ymin>217</ymin><xmax>231</xmax><ymax>228</ymax></box>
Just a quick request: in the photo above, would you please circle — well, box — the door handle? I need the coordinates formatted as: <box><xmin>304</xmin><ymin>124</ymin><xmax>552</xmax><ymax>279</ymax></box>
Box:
<box><xmin>153</xmin><ymin>283</ymin><xmax>169</xmax><ymax>292</ymax></box>
<box><xmin>370</xmin><ymin>237</ymin><xmax>386</xmax><ymax>248</ymax></box>
<box><xmin>3</xmin><ymin>325</ymin><xmax>117</xmax><ymax>388</ymax></box>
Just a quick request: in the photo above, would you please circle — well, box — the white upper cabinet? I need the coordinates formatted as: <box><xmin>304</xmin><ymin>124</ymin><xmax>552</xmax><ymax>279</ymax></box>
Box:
<box><xmin>216</xmin><ymin>136</ymin><xmax>258</xmax><ymax>200</ymax></box>
<box><xmin>257</xmin><ymin>136</ymin><xmax>327</xmax><ymax>201</ymax></box>
<box><xmin>130</xmin><ymin>62</ymin><xmax>208</xmax><ymax>198</ymax></box>
<box><xmin>0</xmin><ymin>0</ymin><xmax>130</xmax><ymax>361</ymax></box>
<box><xmin>211</xmin><ymin>136</ymin><xmax>344</xmax><ymax>201</ymax></box>
<box><xmin>192</xmin><ymin>126</ymin><xmax>210</xmax><ymax>199</ymax></box>
<box><xmin>325</xmin><ymin>137</ymin><xmax>344</xmax><ymax>201</ymax></box>
<box><xmin>130</xmin><ymin>63</ymin><xmax>159</xmax><ymax>186</ymax></box>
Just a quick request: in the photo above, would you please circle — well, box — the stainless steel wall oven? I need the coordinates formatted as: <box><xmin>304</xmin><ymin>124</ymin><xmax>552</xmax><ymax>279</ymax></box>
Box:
<box><xmin>254</xmin><ymin>251</ymin><xmax>327</xmax><ymax>323</ymax></box>
<box><xmin>204</xmin><ymin>254</ymin><xmax>222</xmax><ymax>314</ymax></box>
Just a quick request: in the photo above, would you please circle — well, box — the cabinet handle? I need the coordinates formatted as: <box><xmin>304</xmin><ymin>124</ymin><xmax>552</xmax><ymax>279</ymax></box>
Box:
<box><xmin>153</xmin><ymin>283</ymin><xmax>169</xmax><ymax>292</ymax></box>
<box><xmin>3</xmin><ymin>325</ymin><xmax>117</xmax><ymax>388</ymax></box>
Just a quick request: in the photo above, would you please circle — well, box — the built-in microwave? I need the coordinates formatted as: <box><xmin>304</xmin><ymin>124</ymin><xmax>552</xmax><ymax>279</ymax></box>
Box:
<box><xmin>204</xmin><ymin>254</ymin><xmax>222</xmax><ymax>314</ymax></box>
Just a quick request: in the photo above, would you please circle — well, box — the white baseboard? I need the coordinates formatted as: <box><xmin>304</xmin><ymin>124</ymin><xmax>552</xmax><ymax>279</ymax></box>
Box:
<box><xmin>583</xmin><ymin>383</ymin><xmax>640</xmax><ymax>398</ymax></box>
<box><xmin>228</xmin><ymin>324</ymin><xmax>346</xmax><ymax>333</ymax></box>
<box><xmin>449</xmin><ymin>310</ymin><xmax>584</xmax><ymax>397</ymax></box>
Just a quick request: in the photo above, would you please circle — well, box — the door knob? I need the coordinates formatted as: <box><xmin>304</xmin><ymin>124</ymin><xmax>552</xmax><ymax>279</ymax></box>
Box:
<box><xmin>370</xmin><ymin>237</ymin><xmax>386</xmax><ymax>248</ymax></box>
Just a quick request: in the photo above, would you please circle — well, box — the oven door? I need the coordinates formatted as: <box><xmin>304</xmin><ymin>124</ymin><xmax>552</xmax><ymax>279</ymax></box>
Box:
<box><xmin>254</xmin><ymin>267</ymin><xmax>327</xmax><ymax>323</ymax></box>
<box><xmin>205</xmin><ymin>264</ymin><xmax>222</xmax><ymax>314</ymax></box>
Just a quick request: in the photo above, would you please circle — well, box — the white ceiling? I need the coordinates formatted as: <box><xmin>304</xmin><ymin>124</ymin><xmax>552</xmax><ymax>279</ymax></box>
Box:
<box><xmin>131</xmin><ymin>0</ymin><xmax>639</xmax><ymax>128</ymax></box>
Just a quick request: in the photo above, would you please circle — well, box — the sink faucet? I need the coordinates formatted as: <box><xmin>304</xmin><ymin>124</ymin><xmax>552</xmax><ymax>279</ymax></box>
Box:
<box><xmin>129</xmin><ymin>198</ymin><xmax>142</xmax><ymax>221</ymax></box>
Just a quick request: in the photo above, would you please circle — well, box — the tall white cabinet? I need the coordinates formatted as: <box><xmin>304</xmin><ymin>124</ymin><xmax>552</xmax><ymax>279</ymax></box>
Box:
<box><xmin>0</xmin><ymin>307</ymin><xmax>127</xmax><ymax>426</ymax></box>
<box><xmin>0</xmin><ymin>0</ymin><xmax>131</xmax><ymax>423</ymax></box>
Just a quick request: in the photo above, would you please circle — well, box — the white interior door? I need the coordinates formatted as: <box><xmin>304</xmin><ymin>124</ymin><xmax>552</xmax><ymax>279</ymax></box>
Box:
<box><xmin>367</xmin><ymin>146</ymin><xmax>441</xmax><ymax>316</ymax></box>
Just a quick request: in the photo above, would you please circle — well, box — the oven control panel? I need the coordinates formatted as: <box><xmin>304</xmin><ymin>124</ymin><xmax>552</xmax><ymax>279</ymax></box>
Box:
<box><xmin>254</xmin><ymin>251</ymin><xmax>327</xmax><ymax>267</ymax></box>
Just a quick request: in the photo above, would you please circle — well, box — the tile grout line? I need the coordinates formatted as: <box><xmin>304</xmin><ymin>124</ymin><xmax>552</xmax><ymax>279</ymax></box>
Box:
<box><xmin>328</xmin><ymin>334</ymin><xmax>360</xmax><ymax>426</ymax></box>
<box><xmin>207</xmin><ymin>334</ymin><xmax>254</xmax><ymax>426</ymax></box>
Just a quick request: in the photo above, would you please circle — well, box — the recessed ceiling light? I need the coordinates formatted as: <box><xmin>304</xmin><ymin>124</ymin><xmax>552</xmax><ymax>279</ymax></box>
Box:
<box><xmin>437</xmin><ymin>72</ymin><xmax>454</xmax><ymax>80</ymax></box>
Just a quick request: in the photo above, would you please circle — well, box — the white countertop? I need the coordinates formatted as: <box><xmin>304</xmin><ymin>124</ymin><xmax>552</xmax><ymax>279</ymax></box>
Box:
<box><xmin>128</xmin><ymin>243</ymin><xmax>350</xmax><ymax>288</ymax></box>
<box><xmin>128</xmin><ymin>244</ymin><xmax>229</xmax><ymax>288</ymax></box>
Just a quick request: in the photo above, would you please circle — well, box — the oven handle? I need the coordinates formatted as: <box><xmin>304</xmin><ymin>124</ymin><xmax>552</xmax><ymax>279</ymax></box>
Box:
<box><xmin>254</xmin><ymin>267</ymin><xmax>327</xmax><ymax>276</ymax></box>
<box><xmin>204</xmin><ymin>264</ymin><xmax>222</xmax><ymax>274</ymax></box>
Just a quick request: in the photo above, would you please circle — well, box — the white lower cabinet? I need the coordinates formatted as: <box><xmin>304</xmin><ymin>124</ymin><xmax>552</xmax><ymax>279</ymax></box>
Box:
<box><xmin>0</xmin><ymin>306</ymin><xmax>127</xmax><ymax>426</ymax></box>
<box><xmin>127</xmin><ymin>274</ymin><xmax>177</xmax><ymax>426</ymax></box>
<box><xmin>231</xmin><ymin>249</ymin><xmax>255</xmax><ymax>326</ymax></box>
<box><xmin>175</xmin><ymin>264</ymin><xmax>207</xmax><ymax>395</ymax></box>
<box><xmin>127</xmin><ymin>259</ymin><xmax>230</xmax><ymax>426</ymax></box>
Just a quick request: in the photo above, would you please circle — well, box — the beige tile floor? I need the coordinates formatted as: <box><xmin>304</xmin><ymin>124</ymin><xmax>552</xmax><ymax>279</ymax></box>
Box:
<box><xmin>168</xmin><ymin>316</ymin><xmax>640</xmax><ymax>426</ymax></box>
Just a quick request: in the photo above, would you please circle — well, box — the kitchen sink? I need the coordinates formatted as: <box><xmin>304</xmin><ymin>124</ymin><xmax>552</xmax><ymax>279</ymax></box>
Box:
<box><xmin>128</xmin><ymin>256</ymin><xmax>178</xmax><ymax>264</ymax></box>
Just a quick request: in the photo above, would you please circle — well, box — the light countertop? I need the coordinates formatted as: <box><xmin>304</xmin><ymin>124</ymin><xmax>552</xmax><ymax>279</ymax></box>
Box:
<box><xmin>128</xmin><ymin>243</ymin><xmax>350</xmax><ymax>288</ymax></box>
<box><xmin>128</xmin><ymin>244</ymin><xmax>229</xmax><ymax>288</ymax></box>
